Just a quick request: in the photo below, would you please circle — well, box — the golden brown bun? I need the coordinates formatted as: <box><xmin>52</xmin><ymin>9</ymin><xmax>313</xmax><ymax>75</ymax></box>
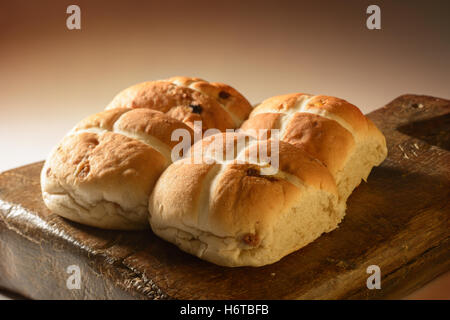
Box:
<box><xmin>106</xmin><ymin>77</ymin><xmax>253</xmax><ymax>131</ymax></box>
<box><xmin>149</xmin><ymin>132</ymin><xmax>344</xmax><ymax>267</ymax></box>
<box><xmin>41</xmin><ymin>108</ymin><xmax>194</xmax><ymax>230</ymax></box>
<box><xmin>41</xmin><ymin>76</ymin><xmax>253</xmax><ymax>230</ymax></box>
<box><xmin>241</xmin><ymin>93</ymin><xmax>387</xmax><ymax>200</ymax></box>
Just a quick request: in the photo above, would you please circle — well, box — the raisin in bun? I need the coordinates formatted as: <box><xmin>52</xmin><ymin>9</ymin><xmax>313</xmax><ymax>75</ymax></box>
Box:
<box><xmin>149</xmin><ymin>132</ymin><xmax>344</xmax><ymax>267</ymax></box>
<box><xmin>106</xmin><ymin>76</ymin><xmax>252</xmax><ymax>131</ymax></box>
<box><xmin>41</xmin><ymin>108</ymin><xmax>193</xmax><ymax>230</ymax></box>
<box><xmin>241</xmin><ymin>94</ymin><xmax>387</xmax><ymax>201</ymax></box>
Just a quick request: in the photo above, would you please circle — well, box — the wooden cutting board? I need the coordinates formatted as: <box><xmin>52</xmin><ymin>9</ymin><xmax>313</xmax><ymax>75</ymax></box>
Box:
<box><xmin>0</xmin><ymin>94</ymin><xmax>449</xmax><ymax>300</ymax></box>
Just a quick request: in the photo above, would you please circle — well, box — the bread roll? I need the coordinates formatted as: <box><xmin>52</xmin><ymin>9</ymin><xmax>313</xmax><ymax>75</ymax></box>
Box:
<box><xmin>106</xmin><ymin>76</ymin><xmax>252</xmax><ymax>131</ymax></box>
<box><xmin>41</xmin><ymin>108</ymin><xmax>194</xmax><ymax>230</ymax></box>
<box><xmin>149</xmin><ymin>132</ymin><xmax>344</xmax><ymax>267</ymax></box>
<box><xmin>41</xmin><ymin>76</ymin><xmax>252</xmax><ymax>230</ymax></box>
<box><xmin>241</xmin><ymin>94</ymin><xmax>387</xmax><ymax>200</ymax></box>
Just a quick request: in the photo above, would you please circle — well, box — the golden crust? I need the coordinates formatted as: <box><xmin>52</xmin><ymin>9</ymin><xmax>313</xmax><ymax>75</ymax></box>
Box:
<box><xmin>42</xmin><ymin>131</ymin><xmax>167</xmax><ymax>229</ymax></box>
<box><xmin>112</xmin><ymin>108</ymin><xmax>193</xmax><ymax>149</ymax></box>
<box><xmin>167</xmin><ymin>76</ymin><xmax>253</xmax><ymax>122</ymax></box>
<box><xmin>190</xmin><ymin>132</ymin><xmax>337</xmax><ymax>194</ymax></box>
<box><xmin>241</xmin><ymin>93</ymin><xmax>388</xmax><ymax>201</ymax></box>
<box><xmin>282</xmin><ymin>113</ymin><xmax>355</xmax><ymax>175</ymax></box>
<box><xmin>106</xmin><ymin>77</ymin><xmax>252</xmax><ymax>130</ymax></box>
<box><xmin>240</xmin><ymin>112</ymin><xmax>283</xmax><ymax>139</ymax></box>
<box><xmin>305</xmin><ymin>95</ymin><xmax>369</xmax><ymax>136</ymax></box>
<box><xmin>249</xmin><ymin>93</ymin><xmax>307</xmax><ymax>115</ymax></box>
<box><xmin>249</xmin><ymin>93</ymin><xmax>373</xmax><ymax>139</ymax></box>
<box><xmin>241</xmin><ymin>111</ymin><xmax>356</xmax><ymax>175</ymax></box>
<box><xmin>188</xmin><ymin>131</ymin><xmax>257</xmax><ymax>163</ymax></box>
<box><xmin>47</xmin><ymin>131</ymin><xmax>166</xmax><ymax>190</ymax></box>
<box><xmin>73</xmin><ymin>108</ymin><xmax>193</xmax><ymax>157</ymax></box>
<box><xmin>42</xmin><ymin>107</ymin><xmax>195</xmax><ymax>230</ymax></box>
<box><xmin>249</xmin><ymin>139</ymin><xmax>337</xmax><ymax>193</ymax></box>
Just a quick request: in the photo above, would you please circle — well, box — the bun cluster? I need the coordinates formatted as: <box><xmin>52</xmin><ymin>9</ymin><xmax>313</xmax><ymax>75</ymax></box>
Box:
<box><xmin>41</xmin><ymin>77</ymin><xmax>387</xmax><ymax>266</ymax></box>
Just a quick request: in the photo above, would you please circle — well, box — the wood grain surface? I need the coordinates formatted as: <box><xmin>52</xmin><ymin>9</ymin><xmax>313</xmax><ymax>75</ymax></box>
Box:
<box><xmin>0</xmin><ymin>94</ymin><xmax>449</xmax><ymax>299</ymax></box>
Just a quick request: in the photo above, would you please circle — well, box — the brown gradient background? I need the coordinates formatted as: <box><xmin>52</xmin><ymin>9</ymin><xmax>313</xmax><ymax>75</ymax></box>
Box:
<box><xmin>0</xmin><ymin>0</ymin><xmax>449</xmax><ymax>298</ymax></box>
<box><xmin>1</xmin><ymin>0</ymin><xmax>450</xmax><ymax>170</ymax></box>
